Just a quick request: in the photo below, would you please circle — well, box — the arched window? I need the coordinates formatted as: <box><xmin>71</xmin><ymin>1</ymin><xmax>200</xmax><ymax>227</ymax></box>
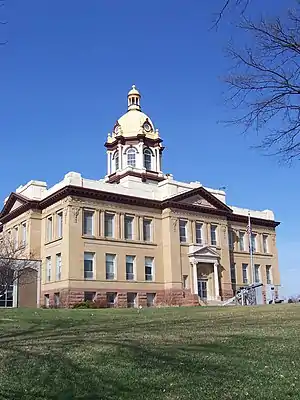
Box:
<box><xmin>113</xmin><ymin>151</ymin><xmax>119</xmax><ymax>171</ymax></box>
<box><xmin>127</xmin><ymin>148</ymin><xmax>136</xmax><ymax>167</ymax></box>
<box><xmin>144</xmin><ymin>148</ymin><xmax>152</xmax><ymax>170</ymax></box>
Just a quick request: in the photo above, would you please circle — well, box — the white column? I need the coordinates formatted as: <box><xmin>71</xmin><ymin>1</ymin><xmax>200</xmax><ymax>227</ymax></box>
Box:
<box><xmin>107</xmin><ymin>151</ymin><xmax>111</xmax><ymax>175</ymax></box>
<box><xmin>157</xmin><ymin>149</ymin><xmax>161</xmax><ymax>172</ymax></box>
<box><xmin>13</xmin><ymin>278</ymin><xmax>18</xmax><ymax>308</ymax></box>
<box><xmin>118</xmin><ymin>143</ymin><xmax>122</xmax><ymax>170</ymax></box>
<box><xmin>138</xmin><ymin>142</ymin><xmax>143</xmax><ymax>169</ymax></box>
<box><xmin>193</xmin><ymin>262</ymin><xmax>198</xmax><ymax>295</ymax></box>
<box><xmin>36</xmin><ymin>262</ymin><xmax>41</xmax><ymax>308</ymax></box>
<box><xmin>214</xmin><ymin>261</ymin><xmax>220</xmax><ymax>300</ymax></box>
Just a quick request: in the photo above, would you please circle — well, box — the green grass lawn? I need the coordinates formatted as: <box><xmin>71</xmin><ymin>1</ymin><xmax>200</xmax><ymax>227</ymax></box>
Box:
<box><xmin>0</xmin><ymin>305</ymin><xmax>299</xmax><ymax>400</ymax></box>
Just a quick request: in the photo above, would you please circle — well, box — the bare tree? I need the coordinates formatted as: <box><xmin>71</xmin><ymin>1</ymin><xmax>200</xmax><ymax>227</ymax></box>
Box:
<box><xmin>0</xmin><ymin>0</ymin><xmax>7</xmax><ymax>45</ymax></box>
<box><xmin>223</xmin><ymin>4</ymin><xmax>300</xmax><ymax>162</ymax></box>
<box><xmin>0</xmin><ymin>233</ymin><xmax>39</xmax><ymax>300</ymax></box>
<box><xmin>212</xmin><ymin>0</ymin><xmax>251</xmax><ymax>28</ymax></box>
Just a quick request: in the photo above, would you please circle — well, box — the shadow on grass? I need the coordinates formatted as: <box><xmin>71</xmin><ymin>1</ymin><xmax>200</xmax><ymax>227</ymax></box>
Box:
<box><xmin>0</xmin><ymin>308</ymin><xmax>299</xmax><ymax>399</ymax></box>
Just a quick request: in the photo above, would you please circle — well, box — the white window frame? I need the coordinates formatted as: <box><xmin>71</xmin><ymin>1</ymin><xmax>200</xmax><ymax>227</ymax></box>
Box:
<box><xmin>113</xmin><ymin>151</ymin><xmax>119</xmax><ymax>171</ymax></box>
<box><xmin>210</xmin><ymin>224</ymin><xmax>217</xmax><ymax>246</ymax></box>
<box><xmin>143</xmin><ymin>148</ymin><xmax>152</xmax><ymax>170</ymax></box>
<box><xmin>13</xmin><ymin>227</ymin><xmax>19</xmax><ymax>249</ymax></box>
<box><xmin>57</xmin><ymin>211</ymin><xmax>63</xmax><ymax>238</ymax></box>
<box><xmin>106</xmin><ymin>253</ymin><xmax>116</xmax><ymax>280</ymax></box>
<box><xmin>127</xmin><ymin>292</ymin><xmax>137</xmax><ymax>308</ymax></box>
<box><xmin>230</xmin><ymin>263</ymin><xmax>236</xmax><ymax>284</ymax></box>
<box><xmin>179</xmin><ymin>220</ymin><xmax>187</xmax><ymax>243</ymax></box>
<box><xmin>84</xmin><ymin>252</ymin><xmax>95</xmax><ymax>280</ymax></box>
<box><xmin>254</xmin><ymin>264</ymin><xmax>260</xmax><ymax>283</ymax></box>
<box><xmin>242</xmin><ymin>263</ymin><xmax>248</xmax><ymax>284</ymax></box>
<box><xmin>266</xmin><ymin>265</ymin><xmax>272</xmax><ymax>284</ymax></box>
<box><xmin>239</xmin><ymin>231</ymin><xmax>245</xmax><ymax>251</ymax></box>
<box><xmin>104</xmin><ymin>212</ymin><xmax>115</xmax><ymax>238</ymax></box>
<box><xmin>146</xmin><ymin>293</ymin><xmax>156</xmax><ymax>307</ymax></box>
<box><xmin>21</xmin><ymin>222</ymin><xmax>27</xmax><ymax>246</ymax></box>
<box><xmin>56</xmin><ymin>253</ymin><xmax>62</xmax><ymax>281</ymax></box>
<box><xmin>263</xmin><ymin>234</ymin><xmax>268</xmax><ymax>254</ymax></box>
<box><xmin>126</xmin><ymin>255</ymin><xmax>135</xmax><ymax>281</ymax></box>
<box><xmin>46</xmin><ymin>216</ymin><xmax>53</xmax><ymax>242</ymax></box>
<box><xmin>251</xmin><ymin>233</ymin><xmax>257</xmax><ymax>253</ymax></box>
<box><xmin>124</xmin><ymin>215</ymin><xmax>134</xmax><ymax>240</ymax></box>
<box><xmin>195</xmin><ymin>222</ymin><xmax>202</xmax><ymax>245</ymax></box>
<box><xmin>106</xmin><ymin>292</ymin><xmax>117</xmax><ymax>308</ymax></box>
<box><xmin>46</xmin><ymin>256</ymin><xmax>51</xmax><ymax>282</ymax></box>
<box><xmin>183</xmin><ymin>275</ymin><xmax>188</xmax><ymax>289</ymax></box>
<box><xmin>143</xmin><ymin>218</ymin><xmax>152</xmax><ymax>242</ymax></box>
<box><xmin>145</xmin><ymin>256</ymin><xmax>154</xmax><ymax>281</ymax></box>
<box><xmin>127</xmin><ymin>148</ymin><xmax>136</xmax><ymax>167</ymax></box>
<box><xmin>83</xmin><ymin>209</ymin><xmax>94</xmax><ymax>236</ymax></box>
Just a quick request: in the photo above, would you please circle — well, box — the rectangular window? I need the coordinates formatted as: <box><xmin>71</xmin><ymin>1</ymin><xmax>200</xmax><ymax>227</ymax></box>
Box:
<box><xmin>126</xmin><ymin>255</ymin><xmax>135</xmax><ymax>280</ymax></box>
<box><xmin>242</xmin><ymin>263</ymin><xmax>248</xmax><ymax>284</ymax></box>
<box><xmin>145</xmin><ymin>257</ymin><xmax>154</xmax><ymax>281</ymax></box>
<box><xmin>210</xmin><ymin>225</ymin><xmax>217</xmax><ymax>246</ymax></box>
<box><xmin>251</xmin><ymin>234</ymin><xmax>257</xmax><ymax>253</ymax></box>
<box><xmin>54</xmin><ymin>292</ymin><xmax>60</xmax><ymax>307</ymax></box>
<box><xmin>106</xmin><ymin>292</ymin><xmax>117</xmax><ymax>308</ymax></box>
<box><xmin>127</xmin><ymin>292</ymin><xmax>137</xmax><ymax>308</ymax></box>
<box><xmin>124</xmin><ymin>215</ymin><xmax>134</xmax><ymax>240</ymax></box>
<box><xmin>263</xmin><ymin>235</ymin><xmax>268</xmax><ymax>254</ymax></box>
<box><xmin>83</xmin><ymin>210</ymin><xmax>94</xmax><ymax>236</ymax></box>
<box><xmin>84</xmin><ymin>252</ymin><xmax>94</xmax><ymax>280</ymax></box>
<box><xmin>46</xmin><ymin>256</ymin><xmax>51</xmax><ymax>282</ymax></box>
<box><xmin>21</xmin><ymin>222</ymin><xmax>27</xmax><ymax>246</ymax></box>
<box><xmin>183</xmin><ymin>275</ymin><xmax>188</xmax><ymax>289</ymax></box>
<box><xmin>44</xmin><ymin>294</ymin><xmax>50</xmax><ymax>308</ymax></box>
<box><xmin>57</xmin><ymin>211</ymin><xmax>63</xmax><ymax>238</ymax></box>
<box><xmin>84</xmin><ymin>291</ymin><xmax>96</xmax><ymax>302</ymax></box>
<box><xmin>228</xmin><ymin>230</ymin><xmax>234</xmax><ymax>250</ymax></box>
<box><xmin>143</xmin><ymin>218</ymin><xmax>152</xmax><ymax>242</ymax></box>
<box><xmin>179</xmin><ymin>220</ymin><xmax>187</xmax><ymax>243</ymax></box>
<box><xmin>266</xmin><ymin>265</ymin><xmax>272</xmax><ymax>284</ymax></box>
<box><xmin>0</xmin><ymin>284</ymin><xmax>13</xmax><ymax>307</ymax></box>
<box><xmin>104</xmin><ymin>213</ymin><xmax>114</xmax><ymax>238</ymax></box>
<box><xmin>239</xmin><ymin>231</ymin><xmax>245</xmax><ymax>251</ymax></box>
<box><xmin>254</xmin><ymin>264</ymin><xmax>260</xmax><ymax>283</ymax></box>
<box><xmin>13</xmin><ymin>227</ymin><xmax>18</xmax><ymax>249</ymax></box>
<box><xmin>56</xmin><ymin>253</ymin><xmax>62</xmax><ymax>281</ymax></box>
<box><xmin>230</xmin><ymin>264</ymin><xmax>236</xmax><ymax>284</ymax></box>
<box><xmin>195</xmin><ymin>222</ymin><xmax>202</xmax><ymax>244</ymax></box>
<box><xmin>146</xmin><ymin>293</ymin><xmax>156</xmax><ymax>307</ymax></box>
<box><xmin>47</xmin><ymin>216</ymin><xmax>53</xmax><ymax>242</ymax></box>
<box><xmin>106</xmin><ymin>253</ymin><xmax>116</xmax><ymax>280</ymax></box>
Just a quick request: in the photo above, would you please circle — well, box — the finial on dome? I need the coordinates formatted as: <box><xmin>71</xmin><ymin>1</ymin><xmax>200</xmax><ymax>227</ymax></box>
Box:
<box><xmin>127</xmin><ymin>84</ymin><xmax>141</xmax><ymax>111</ymax></box>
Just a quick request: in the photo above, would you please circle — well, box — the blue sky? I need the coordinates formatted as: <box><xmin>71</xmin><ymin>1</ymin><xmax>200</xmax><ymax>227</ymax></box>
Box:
<box><xmin>0</xmin><ymin>0</ymin><xmax>299</xmax><ymax>296</ymax></box>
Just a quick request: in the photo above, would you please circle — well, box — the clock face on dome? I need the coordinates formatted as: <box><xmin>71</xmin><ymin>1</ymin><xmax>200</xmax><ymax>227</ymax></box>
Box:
<box><xmin>143</xmin><ymin>122</ymin><xmax>151</xmax><ymax>132</ymax></box>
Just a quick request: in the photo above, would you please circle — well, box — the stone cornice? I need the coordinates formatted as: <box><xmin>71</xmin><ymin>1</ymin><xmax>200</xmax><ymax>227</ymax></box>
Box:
<box><xmin>0</xmin><ymin>184</ymin><xmax>280</xmax><ymax>229</ymax></box>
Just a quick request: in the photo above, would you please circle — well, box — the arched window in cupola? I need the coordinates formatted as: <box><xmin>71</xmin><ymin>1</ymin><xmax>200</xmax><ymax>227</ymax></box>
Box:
<box><xmin>113</xmin><ymin>151</ymin><xmax>119</xmax><ymax>171</ymax></box>
<box><xmin>144</xmin><ymin>148</ymin><xmax>153</xmax><ymax>170</ymax></box>
<box><xmin>127</xmin><ymin>148</ymin><xmax>136</xmax><ymax>167</ymax></box>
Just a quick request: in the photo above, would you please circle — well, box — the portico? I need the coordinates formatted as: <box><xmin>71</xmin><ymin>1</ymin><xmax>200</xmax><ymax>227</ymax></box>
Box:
<box><xmin>188</xmin><ymin>245</ymin><xmax>221</xmax><ymax>301</ymax></box>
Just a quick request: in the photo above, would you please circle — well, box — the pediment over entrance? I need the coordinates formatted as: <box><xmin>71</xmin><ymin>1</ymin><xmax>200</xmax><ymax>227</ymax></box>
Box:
<box><xmin>162</xmin><ymin>187</ymin><xmax>232</xmax><ymax>213</ymax></box>
<box><xmin>188</xmin><ymin>245</ymin><xmax>220</xmax><ymax>264</ymax></box>
<box><xmin>180</xmin><ymin>194</ymin><xmax>216</xmax><ymax>209</ymax></box>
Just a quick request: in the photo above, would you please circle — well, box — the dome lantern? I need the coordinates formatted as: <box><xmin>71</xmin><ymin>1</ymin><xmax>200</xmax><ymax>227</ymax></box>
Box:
<box><xmin>127</xmin><ymin>84</ymin><xmax>141</xmax><ymax>111</ymax></box>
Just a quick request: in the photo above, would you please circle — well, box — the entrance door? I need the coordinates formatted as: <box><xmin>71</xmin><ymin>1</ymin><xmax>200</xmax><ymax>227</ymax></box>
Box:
<box><xmin>198</xmin><ymin>280</ymin><xmax>207</xmax><ymax>300</ymax></box>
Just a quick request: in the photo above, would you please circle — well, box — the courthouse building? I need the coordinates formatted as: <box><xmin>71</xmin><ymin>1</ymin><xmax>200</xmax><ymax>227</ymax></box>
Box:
<box><xmin>0</xmin><ymin>86</ymin><xmax>280</xmax><ymax>307</ymax></box>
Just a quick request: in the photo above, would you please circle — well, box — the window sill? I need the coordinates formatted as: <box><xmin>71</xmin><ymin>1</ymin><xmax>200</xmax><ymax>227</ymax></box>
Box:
<box><xmin>81</xmin><ymin>236</ymin><xmax>157</xmax><ymax>246</ymax></box>
<box><xmin>45</xmin><ymin>237</ymin><xmax>62</xmax><ymax>246</ymax></box>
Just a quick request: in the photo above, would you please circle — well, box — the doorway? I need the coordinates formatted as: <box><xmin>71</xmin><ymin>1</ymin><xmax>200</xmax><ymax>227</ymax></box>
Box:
<box><xmin>198</xmin><ymin>279</ymin><xmax>208</xmax><ymax>300</ymax></box>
